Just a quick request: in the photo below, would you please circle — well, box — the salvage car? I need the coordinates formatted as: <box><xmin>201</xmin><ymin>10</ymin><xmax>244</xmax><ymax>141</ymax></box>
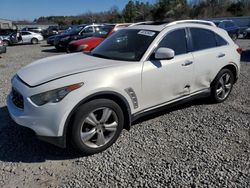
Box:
<box><xmin>67</xmin><ymin>24</ymin><xmax>130</xmax><ymax>53</ymax></box>
<box><xmin>2</xmin><ymin>31</ymin><xmax>43</xmax><ymax>46</ymax></box>
<box><xmin>7</xmin><ymin>20</ymin><xmax>241</xmax><ymax>155</ymax></box>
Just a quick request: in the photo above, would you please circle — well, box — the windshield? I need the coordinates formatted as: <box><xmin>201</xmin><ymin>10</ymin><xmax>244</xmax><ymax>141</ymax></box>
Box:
<box><xmin>93</xmin><ymin>26</ymin><xmax>114</xmax><ymax>38</ymax></box>
<box><xmin>69</xmin><ymin>26</ymin><xmax>85</xmax><ymax>35</ymax></box>
<box><xmin>91</xmin><ymin>29</ymin><xmax>158</xmax><ymax>61</ymax></box>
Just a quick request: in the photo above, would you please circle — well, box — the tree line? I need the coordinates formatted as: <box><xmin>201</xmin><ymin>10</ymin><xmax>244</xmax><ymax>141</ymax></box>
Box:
<box><xmin>33</xmin><ymin>0</ymin><xmax>250</xmax><ymax>25</ymax></box>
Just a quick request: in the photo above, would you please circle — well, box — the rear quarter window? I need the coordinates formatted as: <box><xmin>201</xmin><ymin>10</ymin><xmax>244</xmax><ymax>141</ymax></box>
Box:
<box><xmin>215</xmin><ymin>34</ymin><xmax>228</xmax><ymax>46</ymax></box>
<box><xmin>190</xmin><ymin>28</ymin><xmax>217</xmax><ymax>51</ymax></box>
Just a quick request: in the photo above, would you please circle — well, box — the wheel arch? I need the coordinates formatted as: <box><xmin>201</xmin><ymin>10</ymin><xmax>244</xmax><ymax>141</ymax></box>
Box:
<box><xmin>31</xmin><ymin>37</ymin><xmax>38</xmax><ymax>43</ymax></box>
<box><xmin>63</xmin><ymin>91</ymin><xmax>132</xmax><ymax>147</ymax></box>
<box><xmin>220</xmin><ymin>63</ymin><xmax>238</xmax><ymax>84</ymax></box>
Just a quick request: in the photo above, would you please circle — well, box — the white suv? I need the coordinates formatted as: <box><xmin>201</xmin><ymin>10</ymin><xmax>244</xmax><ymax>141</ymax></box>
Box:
<box><xmin>7</xmin><ymin>20</ymin><xmax>241</xmax><ymax>155</ymax></box>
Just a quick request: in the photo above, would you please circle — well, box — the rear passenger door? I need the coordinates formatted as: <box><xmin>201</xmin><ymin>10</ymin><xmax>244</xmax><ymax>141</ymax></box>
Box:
<box><xmin>189</xmin><ymin>27</ymin><xmax>228</xmax><ymax>92</ymax></box>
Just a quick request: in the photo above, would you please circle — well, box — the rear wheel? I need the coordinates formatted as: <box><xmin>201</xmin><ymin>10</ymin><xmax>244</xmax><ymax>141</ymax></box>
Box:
<box><xmin>71</xmin><ymin>99</ymin><xmax>124</xmax><ymax>155</ymax></box>
<box><xmin>211</xmin><ymin>69</ymin><xmax>234</xmax><ymax>103</ymax></box>
<box><xmin>31</xmin><ymin>38</ymin><xmax>38</xmax><ymax>44</ymax></box>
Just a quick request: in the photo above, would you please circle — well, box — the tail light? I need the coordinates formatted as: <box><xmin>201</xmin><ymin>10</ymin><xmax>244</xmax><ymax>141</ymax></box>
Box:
<box><xmin>0</xmin><ymin>40</ymin><xmax>2</xmax><ymax>45</ymax></box>
<box><xmin>237</xmin><ymin>47</ymin><xmax>243</xmax><ymax>54</ymax></box>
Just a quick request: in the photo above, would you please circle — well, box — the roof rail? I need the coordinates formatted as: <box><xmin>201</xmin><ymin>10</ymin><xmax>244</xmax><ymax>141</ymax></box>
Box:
<box><xmin>166</xmin><ymin>20</ymin><xmax>216</xmax><ymax>27</ymax></box>
<box><xmin>128</xmin><ymin>21</ymin><xmax>155</xmax><ymax>27</ymax></box>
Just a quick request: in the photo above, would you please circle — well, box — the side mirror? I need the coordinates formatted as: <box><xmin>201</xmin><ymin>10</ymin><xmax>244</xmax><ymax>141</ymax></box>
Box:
<box><xmin>155</xmin><ymin>47</ymin><xmax>175</xmax><ymax>60</ymax></box>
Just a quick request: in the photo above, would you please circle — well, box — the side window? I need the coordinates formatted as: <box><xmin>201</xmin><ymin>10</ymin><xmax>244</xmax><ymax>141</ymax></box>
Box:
<box><xmin>215</xmin><ymin>34</ymin><xmax>228</xmax><ymax>46</ymax></box>
<box><xmin>190</xmin><ymin>28</ymin><xmax>217</xmax><ymax>51</ymax></box>
<box><xmin>84</xmin><ymin>27</ymin><xmax>94</xmax><ymax>33</ymax></box>
<box><xmin>158</xmin><ymin>29</ymin><xmax>187</xmax><ymax>55</ymax></box>
<box><xmin>21</xmin><ymin>32</ymin><xmax>30</xmax><ymax>36</ymax></box>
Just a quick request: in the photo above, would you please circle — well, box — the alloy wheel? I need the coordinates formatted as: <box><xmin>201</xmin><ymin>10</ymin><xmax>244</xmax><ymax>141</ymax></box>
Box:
<box><xmin>80</xmin><ymin>107</ymin><xmax>118</xmax><ymax>148</ymax></box>
<box><xmin>216</xmin><ymin>73</ymin><xmax>232</xmax><ymax>100</ymax></box>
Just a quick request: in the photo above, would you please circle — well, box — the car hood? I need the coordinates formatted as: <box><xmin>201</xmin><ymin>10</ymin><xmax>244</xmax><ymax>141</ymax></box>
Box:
<box><xmin>70</xmin><ymin>37</ymin><xmax>104</xmax><ymax>46</ymax></box>
<box><xmin>17</xmin><ymin>53</ymin><xmax>125</xmax><ymax>87</ymax></box>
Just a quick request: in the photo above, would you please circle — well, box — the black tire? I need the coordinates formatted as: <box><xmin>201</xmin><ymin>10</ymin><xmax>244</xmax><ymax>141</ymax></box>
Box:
<box><xmin>71</xmin><ymin>99</ymin><xmax>124</xmax><ymax>155</ymax></box>
<box><xmin>55</xmin><ymin>45</ymin><xmax>63</xmax><ymax>51</ymax></box>
<box><xmin>3</xmin><ymin>40</ymin><xmax>9</xmax><ymax>46</ymax></box>
<box><xmin>210</xmin><ymin>69</ymin><xmax>234</xmax><ymax>103</ymax></box>
<box><xmin>31</xmin><ymin>38</ymin><xmax>38</xmax><ymax>44</ymax></box>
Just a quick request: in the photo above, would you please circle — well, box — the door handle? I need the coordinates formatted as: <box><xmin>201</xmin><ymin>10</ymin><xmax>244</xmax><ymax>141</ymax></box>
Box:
<box><xmin>217</xmin><ymin>53</ymin><xmax>225</xmax><ymax>58</ymax></box>
<box><xmin>182</xmin><ymin>60</ymin><xmax>193</xmax><ymax>66</ymax></box>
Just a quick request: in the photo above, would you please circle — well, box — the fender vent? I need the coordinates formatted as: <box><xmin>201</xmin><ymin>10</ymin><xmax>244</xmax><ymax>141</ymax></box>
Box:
<box><xmin>125</xmin><ymin>88</ymin><xmax>138</xmax><ymax>109</ymax></box>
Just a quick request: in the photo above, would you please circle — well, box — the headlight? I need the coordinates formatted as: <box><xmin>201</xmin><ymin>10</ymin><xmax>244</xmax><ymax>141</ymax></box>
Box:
<box><xmin>61</xmin><ymin>36</ymin><xmax>70</xmax><ymax>41</ymax></box>
<box><xmin>79</xmin><ymin>44</ymin><xmax>88</xmax><ymax>50</ymax></box>
<box><xmin>30</xmin><ymin>83</ymin><xmax>83</xmax><ymax>106</ymax></box>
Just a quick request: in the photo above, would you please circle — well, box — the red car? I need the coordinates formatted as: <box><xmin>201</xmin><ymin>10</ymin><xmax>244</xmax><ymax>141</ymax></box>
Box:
<box><xmin>67</xmin><ymin>24</ymin><xmax>130</xmax><ymax>53</ymax></box>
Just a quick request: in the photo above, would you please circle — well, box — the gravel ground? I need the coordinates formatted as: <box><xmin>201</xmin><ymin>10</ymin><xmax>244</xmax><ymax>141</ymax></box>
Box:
<box><xmin>0</xmin><ymin>40</ymin><xmax>249</xmax><ymax>188</ymax></box>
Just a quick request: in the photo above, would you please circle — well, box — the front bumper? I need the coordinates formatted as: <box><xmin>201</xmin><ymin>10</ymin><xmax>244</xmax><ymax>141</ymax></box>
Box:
<box><xmin>6</xmin><ymin>76</ymin><xmax>75</xmax><ymax>145</ymax></box>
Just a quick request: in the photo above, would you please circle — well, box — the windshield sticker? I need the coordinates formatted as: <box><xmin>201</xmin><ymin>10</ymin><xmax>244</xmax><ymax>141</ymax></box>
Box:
<box><xmin>138</xmin><ymin>30</ymin><xmax>155</xmax><ymax>37</ymax></box>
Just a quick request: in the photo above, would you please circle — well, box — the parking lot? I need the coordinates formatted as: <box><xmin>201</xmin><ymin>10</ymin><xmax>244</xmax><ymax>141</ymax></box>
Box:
<box><xmin>0</xmin><ymin>40</ymin><xmax>249</xmax><ymax>187</ymax></box>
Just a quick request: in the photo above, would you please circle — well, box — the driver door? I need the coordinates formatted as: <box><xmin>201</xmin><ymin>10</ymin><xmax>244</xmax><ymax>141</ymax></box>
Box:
<box><xmin>141</xmin><ymin>28</ymin><xmax>194</xmax><ymax>109</ymax></box>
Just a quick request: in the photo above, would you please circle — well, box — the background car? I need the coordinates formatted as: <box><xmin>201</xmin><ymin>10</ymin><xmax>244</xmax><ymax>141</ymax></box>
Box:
<box><xmin>2</xmin><ymin>31</ymin><xmax>43</xmax><ymax>46</ymax></box>
<box><xmin>21</xmin><ymin>27</ymin><xmax>43</xmax><ymax>34</ymax></box>
<box><xmin>42</xmin><ymin>25</ymin><xmax>69</xmax><ymax>38</ymax></box>
<box><xmin>53</xmin><ymin>24</ymin><xmax>102</xmax><ymax>50</ymax></box>
<box><xmin>0</xmin><ymin>29</ymin><xmax>16</xmax><ymax>37</ymax></box>
<box><xmin>46</xmin><ymin>27</ymin><xmax>73</xmax><ymax>45</ymax></box>
<box><xmin>213</xmin><ymin>20</ymin><xmax>240</xmax><ymax>40</ymax></box>
<box><xmin>0</xmin><ymin>37</ymin><xmax>7</xmax><ymax>54</ymax></box>
<box><xmin>67</xmin><ymin>23</ymin><xmax>130</xmax><ymax>53</ymax></box>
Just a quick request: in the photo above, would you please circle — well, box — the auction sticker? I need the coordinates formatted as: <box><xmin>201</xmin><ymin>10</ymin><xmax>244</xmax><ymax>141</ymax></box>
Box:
<box><xmin>138</xmin><ymin>30</ymin><xmax>155</xmax><ymax>37</ymax></box>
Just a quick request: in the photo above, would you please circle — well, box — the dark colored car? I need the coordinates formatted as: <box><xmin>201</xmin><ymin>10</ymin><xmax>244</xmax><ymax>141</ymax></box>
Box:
<box><xmin>0</xmin><ymin>37</ymin><xmax>7</xmax><ymax>54</ymax></box>
<box><xmin>53</xmin><ymin>24</ymin><xmax>101</xmax><ymax>50</ymax></box>
<box><xmin>213</xmin><ymin>20</ymin><xmax>240</xmax><ymax>40</ymax></box>
<box><xmin>42</xmin><ymin>25</ymin><xmax>69</xmax><ymax>38</ymax></box>
<box><xmin>46</xmin><ymin>27</ymin><xmax>73</xmax><ymax>45</ymax></box>
<box><xmin>0</xmin><ymin>29</ymin><xmax>16</xmax><ymax>37</ymax></box>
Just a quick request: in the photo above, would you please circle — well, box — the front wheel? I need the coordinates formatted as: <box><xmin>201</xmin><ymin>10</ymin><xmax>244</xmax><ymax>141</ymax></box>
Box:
<box><xmin>210</xmin><ymin>69</ymin><xmax>234</xmax><ymax>103</ymax></box>
<box><xmin>71</xmin><ymin>99</ymin><xmax>124</xmax><ymax>155</ymax></box>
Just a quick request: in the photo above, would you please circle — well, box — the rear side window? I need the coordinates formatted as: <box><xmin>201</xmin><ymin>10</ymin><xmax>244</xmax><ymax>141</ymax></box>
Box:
<box><xmin>158</xmin><ymin>29</ymin><xmax>187</xmax><ymax>55</ymax></box>
<box><xmin>190</xmin><ymin>28</ymin><xmax>217</xmax><ymax>51</ymax></box>
<box><xmin>215</xmin><ymin>34</ymin><xmax>228</xmax><ymax>46</ymax></box>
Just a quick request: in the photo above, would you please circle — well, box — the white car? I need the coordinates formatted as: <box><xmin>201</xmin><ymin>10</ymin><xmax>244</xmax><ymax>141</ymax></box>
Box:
<box><xmin>3</xmin><ymin>31</ymin><xmax>43</xmax><ymax>46</ymax></box>
<box><xmin>7</xmin><ymin>20</ymin><xmax>241</xmax><ymax>155</ymax></box>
